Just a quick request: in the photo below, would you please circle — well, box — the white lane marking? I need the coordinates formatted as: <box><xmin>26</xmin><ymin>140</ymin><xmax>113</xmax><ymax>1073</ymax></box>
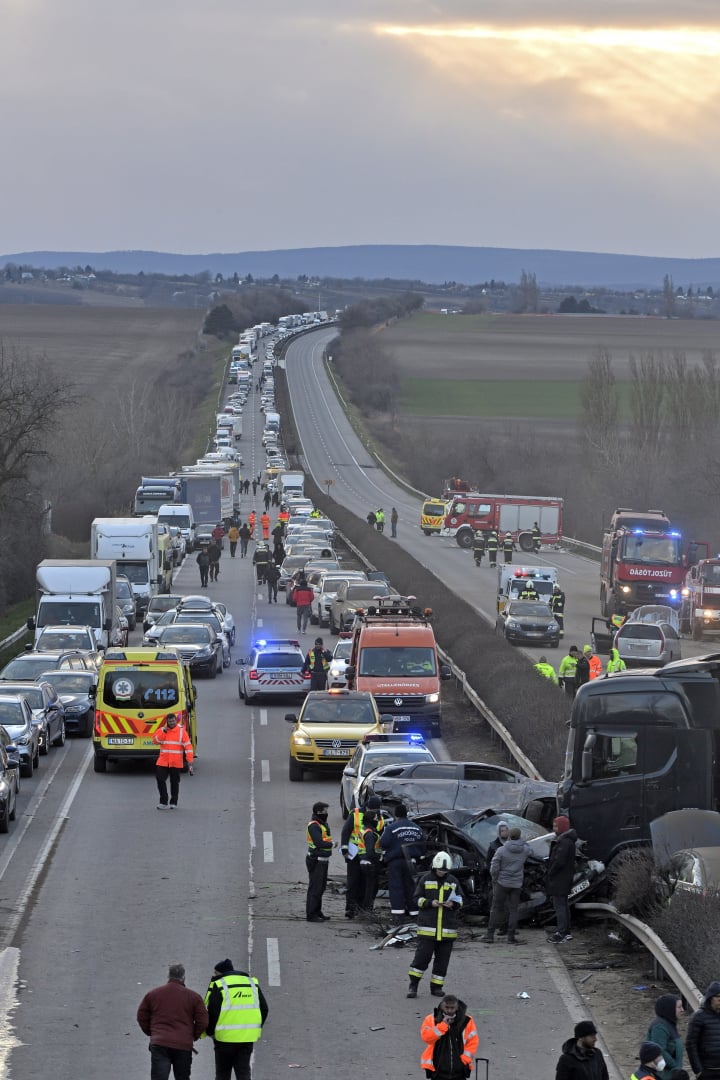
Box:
<box><xmin>247</xmin><ymin>713</ymin><xmax>257</xmax><ymax>965</ymax></box>
<box><xmin>261</xmin><ymin>759</ymin><xmax>270</xmax><ymax>782</ymax></box>
<box><xmin>266</xmin><ymin>938</ymin><xmax>281</xmax><ymax>986</ymax></box>
<box><xmin>260</xmin><ymin>709</ymin><xmax>268</xmax><ymax>727</ymax></box>
<box><xmin>0</xmin><ymin>743</ymin><xmax>73</xmax><ymax>884</ymax></box>
<box><xmin>257</xmin><ymin>592</ymin><xmax>263</xmax><ymax>601</ymax></box>
<box><xmin>256</xmin><ymin>618</ymin><xmax>263</xmax><ymax>627</ymax></box>
<box><xmin>0</xmin><ymin>946</ymin><xmax>21</xmax><ymax>1073</ymax></box>
<box><xmin>1</xmin><ymin>744</ymin><xmax>93</xmax><ymax>946</ymax></box>
<box><xmin>263</xmin><ymin>831</ymin><xmax>274</xmax><ymax>862</ymax></box>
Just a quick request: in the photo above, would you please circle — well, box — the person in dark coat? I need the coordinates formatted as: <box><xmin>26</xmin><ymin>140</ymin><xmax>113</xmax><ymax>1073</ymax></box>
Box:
<box><xmin>687</xmin><ymin>981</ymin><xmax>720</xmax><ymax>1078</ymax></box>
<box><xmin>546</xmin><ymin>815</ymin><xmax>577</xmax><ymax>943</ymax></box>
<box><xmin>196</xmin><ymin>548</ymin><xmax>210</xmax><ymax>588</ymax></box>
<box><xmin>647</xmin><ymin>995</ymin><xmax>684</xmax><ymax>1079</ymax></box>
<box><xmin>265</xmin><ymin>561</ymin><xmax>281</xmax><ymax>604</ymax></box>
<box><xmin>420</xmin><ymin>995</ymin><xmax>479</xmax><ymax>1080</ymax></box>
<box><xmin>273</xmin><ymin>542</ymin><xmax>286</xmax><ymax>566</ymax></box>
<box><xmin>380</xmin><ymin>803</ymin><xmax>425</xmax><ymax>922</ymax></box>
<box><xmin>302</xmin><ymin>638</ymin><xmax>332</xmax><ymax>690</ymax></box>
<box><xmin>207</xmin><ymin>540</ymin><xmax>221</xmax><ymax>582</ymax></box>
<box><xmin>575</xmin><ymin>649</ymin><xmax>591</xmax><ymax>690</ymax></box>
<box><xmin>137</xmin><ymin>963</ymin><xmax>208</xmax><ymax>1080</ymax></box>
<box><xmin>481</xmin><ymin>827</ymin><xmax>532</xmax><ymax>945</ymax></box>
<box><xmin>633</xmin><ymin>1042</ymin><xmax>669</xmax><ymax>1080</ymax></box>
<box><xmin>239</xmin><ymin>523</ymin><xmax>251</xmax><ymax>558</ymax></box>
<box><xmin>555</xmin><ymin>1020</ymin><xmax>609</xmax><ymax>1080</ymax></box>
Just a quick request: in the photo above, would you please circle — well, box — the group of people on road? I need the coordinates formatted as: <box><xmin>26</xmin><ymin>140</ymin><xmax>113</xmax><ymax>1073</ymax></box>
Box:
<box><xmin>367</xmin><ymin>506</ymin><xmax>399</xmax><ymax>537</ymax></box>
<box><xmin>536</xmin><ymin>642</ymin><xmax>618</xmax><ymax>694</ymax></box>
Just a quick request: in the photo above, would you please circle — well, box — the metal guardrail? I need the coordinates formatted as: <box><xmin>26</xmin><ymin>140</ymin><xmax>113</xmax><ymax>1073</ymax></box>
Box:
<box><xmin>560</xmin><ymin>536</ymin><xmax>602</xmax><ymax>560</ymax></box>
<box><xmin>576</xmin><ymin>901</ymin><xmax>703</xmax><ymax>1007</ymax></box>
<box><xmin>336</xmin><ymin>527</ymin><xmax>544</xmax><ymax>782</ymax></box>
<box><xmin>0</xmin><ymin>624</ymin><xmax>29</xmax><ymax>653</ymax></box>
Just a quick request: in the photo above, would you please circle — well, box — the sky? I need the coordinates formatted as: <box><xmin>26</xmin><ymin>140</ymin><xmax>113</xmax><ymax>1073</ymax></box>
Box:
<box><xmin>2</xmin><ymin>1</ymin><xmax>720</xmax><ymax>258</ymax></box>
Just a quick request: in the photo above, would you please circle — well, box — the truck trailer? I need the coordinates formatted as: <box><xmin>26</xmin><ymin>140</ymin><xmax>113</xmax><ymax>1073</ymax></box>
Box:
<box><xmin>30</xmin><ymin>559</ymin><xmax>118</xmax><ymax>649</ymax></box>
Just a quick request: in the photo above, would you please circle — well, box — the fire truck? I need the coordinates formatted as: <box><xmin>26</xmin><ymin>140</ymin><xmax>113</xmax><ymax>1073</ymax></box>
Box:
<box><xmin>600</xmin><ymin>508</ymin><xmax>689</xmax><ymax>618</ymax></box>
<box><xmin>680</xmin><ymin>558</ymin><xmax>720</xmax><ymax>640</ymax></box>
<box><xmin>441</xmin><ymin>492</ymin><xmax>563</xmax><ymax>550</ymax></box>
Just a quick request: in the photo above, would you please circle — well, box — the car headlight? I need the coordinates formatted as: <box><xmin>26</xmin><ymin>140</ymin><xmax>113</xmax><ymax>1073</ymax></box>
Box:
<box><xmin>0</xmin><ymin>780</ymin><xmax>8</xmax><ymax>797</ymax></box>
<box><xmin>195</xmin><ymin>647</ymin><xmax>212</xmax><ymax>657</ymax></box>
<box><xmin>292</xmin><ymin>734</ymin><xmax>312</xmax><ymax>746</ymax></box>
<box><xmin>15</xmin><ymin>734</ymin><xmax>29</xmax><ymax>746</ymax></box>
<box><xmin>621</xmin><ymin>586</ymin><xmax>631</xmax><ymax>594</ymax></box>
<box><xmin>426</xmin><ymin>692</ymin><xmax>440</xmax><ymax>704</ymax></box>
<box><xmin>548</xmin><ymin>621</ymin><xmax>558</xmax><ymax>630</ymax></box>
<box><xmin>506</xmin><ymin>620</ymin><xmax>519</xmax><ymax>630</ymax></box>
<box><xmin>65</xmin><ymin>704</ymin><xmax>86</xmax><ymax>714</ymax></box>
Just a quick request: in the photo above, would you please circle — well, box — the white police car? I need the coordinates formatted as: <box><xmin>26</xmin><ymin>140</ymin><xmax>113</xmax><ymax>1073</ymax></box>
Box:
<box><xmin>339</xmin><ymin>733</ymin><xmax>436</xmax><ymax>817</ymax></box>
<box><xmin>237</xmin><ymin>639</ymin><xmax>309</xmax><ymax>705</ymax></box>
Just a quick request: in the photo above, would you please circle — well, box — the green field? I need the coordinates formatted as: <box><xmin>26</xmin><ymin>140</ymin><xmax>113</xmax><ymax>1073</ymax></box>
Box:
<box><xmin>400</xmin><ymin>378</ymin><xmax>586</xmax><ymax>418</ymax></box>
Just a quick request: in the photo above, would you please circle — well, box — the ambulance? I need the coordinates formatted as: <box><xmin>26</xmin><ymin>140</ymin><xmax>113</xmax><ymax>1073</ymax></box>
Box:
<box><xmin>92</xmin><ymin>648</ymin><xmax>197</xmax><ymax>773</ymax></box>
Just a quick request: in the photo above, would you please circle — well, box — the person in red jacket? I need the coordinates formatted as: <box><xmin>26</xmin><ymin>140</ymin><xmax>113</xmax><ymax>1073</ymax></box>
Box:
<box><xmin>420</xmin><ymin>995</ymin><xmax>479</xmax><ymax>1079</ymax></box>
<box><xmin>136</xmin><ymin>962</ymin><xmax>208</xmax><ymax>1080</ymax></box>
<box><xmin>153</xmin><ymin>714</ymin><xmax>193</xmax><ymax>810</ymax></box>
<box><xmin>292</xmin><ymin>577</ymin><xmax>315</xmax><ymax>633</ymax></box>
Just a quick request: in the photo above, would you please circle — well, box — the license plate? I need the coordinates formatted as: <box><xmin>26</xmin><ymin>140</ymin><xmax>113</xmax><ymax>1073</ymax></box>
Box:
<box><xmin>392</xmin><ymin>716</ymin><xmax>412</xmax><ymax>723</ymax></box>
<box><xmin>322</xmin><ymin>749</ymin><xmax>349</xmax><ymax>757</ymax></box>
<box><xmin>106</xmin><ymin>736</ymin><xmax>135</xmax><ymax>746</ymax></box>
<box><xmin>570</xmin><ymin>879</ymin><xmax>590</xmax><ymax>897</ymax></box>
<box><xmin>526</xmin><ymin>631</ymin><xmax>544</xmax><ymax>637</ymax></box>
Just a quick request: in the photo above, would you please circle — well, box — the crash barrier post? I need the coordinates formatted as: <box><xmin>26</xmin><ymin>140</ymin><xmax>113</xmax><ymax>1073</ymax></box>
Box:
<box><xmin>575</xmin><ymin>902</ymin><xmax>703</xmax><ymax>1007</ymax></box>
<box><xmin>334</xmin><ymin>525</ymin><xmax>545</xmax><ymax>782</ymax></box>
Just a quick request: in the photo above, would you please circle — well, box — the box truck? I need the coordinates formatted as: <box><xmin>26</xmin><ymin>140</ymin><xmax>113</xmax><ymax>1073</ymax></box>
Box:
<box><xmin>30</xmin><ymin>560</ymin><xmax>118</xmax><ymax>649</ymax></box>
<box><xmin>91</xmin><ymin>517</ymin><xmax>172</xmax><ymax>615</ymax></box>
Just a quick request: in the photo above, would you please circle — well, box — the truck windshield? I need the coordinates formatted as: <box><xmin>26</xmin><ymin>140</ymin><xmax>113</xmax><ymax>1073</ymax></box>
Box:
<box><xmin>102</xmin><ymin>670</ymin><xmax>180</xmax><ymax>709</ymax></box>
<box><xmin>620</xmin><ymin>536</ymin><xmax>681</xmax><ymax>566</ymax></box>
<box><xmin>158</xmin><ymin>515</ymin><xmax>191</xmax><ymax>530</ymax></box>
<box><xmin>118</xmin><ymin>563</ymin><xmax>150</xmax><ymax>585</ymax></box>
<box><xmin>37</xmin><ymin>601</ymin><xmax>101</xmax><ymax>628</ymax></box>
<box><xmin>359</xmin><ymin>648</ymin><xmax>437</xmax><ymax>677</ymax></box>
<box><xmin>700</xmin><ymin>564</ymin><xmax>720</xmax><ymax>585</ymax></box>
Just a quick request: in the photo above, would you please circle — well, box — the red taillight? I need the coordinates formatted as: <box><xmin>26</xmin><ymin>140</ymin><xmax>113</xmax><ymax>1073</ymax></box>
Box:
<box><xmin>93</xmin><ymin>709</ymin><xmax>101</xmax><ymax>736</ymax></box>
<box><xmin>249</xmin><ymin>669</ymin><xmax>259</xmax><ymax>680</ymax></box>
<box><xmin>302</xmin><ymin>671</ymin><xmax>311</xmax><ymax>680</ymax></box>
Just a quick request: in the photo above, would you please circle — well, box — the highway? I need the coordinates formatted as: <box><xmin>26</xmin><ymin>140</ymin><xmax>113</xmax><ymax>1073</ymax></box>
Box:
<box><xmin>283</xmin><ymin>326</ymin><xmax>710</xmax><ymax>665</ymax></box>
<box><xmin>0</xmin><ymin>349</ymin><xmax>621</xmax><ymax>1080</ymax></box>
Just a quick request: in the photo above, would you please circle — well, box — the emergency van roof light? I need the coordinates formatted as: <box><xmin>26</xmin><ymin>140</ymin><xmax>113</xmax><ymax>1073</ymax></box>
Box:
<box><xmin>634</xmin><ymin>528</ymin><xmax>644</xmax><ymax>535</ymax></box>
<box><xmin>671</xmin><ymin>531</ymin><xmax>681</xmax><ymax>537</ymax></box>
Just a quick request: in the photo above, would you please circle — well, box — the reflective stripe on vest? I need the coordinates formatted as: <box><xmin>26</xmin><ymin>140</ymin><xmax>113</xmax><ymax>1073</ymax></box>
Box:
<box><xmin>306</xmin><ymin>820</ymin><xmax>332</xmax><ymax>856</ymax></box>
<box><xmin>209</xmin><ymin>975</ymin><xmax>262</xmax><ymax>1043</ymax></box>
<box><xmin>349</xmin><ymin>808</ymin><xmax>366</xmax><ymax>853</ymax></box>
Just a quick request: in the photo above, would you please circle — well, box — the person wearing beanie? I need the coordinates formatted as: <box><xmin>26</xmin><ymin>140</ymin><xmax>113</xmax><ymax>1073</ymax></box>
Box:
<box><xmin>583</xmin><ymin>643</ymin><xmax>603</xmax><ymax>680</ymax></box>
<box><xmin>301</xmin><ymin>637</ymin><xmax>332</xmax><ymax>690</ymax></box>
<box><xmin>559</xmin><ymin>646</ymin><xmax>581</xmax><ymax>697</ymax></box>
<box><xmin>205</xmin><ymin>959</ymin><xmax>269</xmax><ymax>1080</ymax></box>
<box><xmin>555</xmin><ymin>1020</ymin><xmax>609</xmax><ymax>1080</ymax></box>
<box><xmin>646</xmin><ymin>995</ymin><xmax>684</xmax><ymax>1079</ymax></box>
<box><xmin>546</xmin><ymin>815</ymin><xmax>578</xmax><ymax>944</ymax></box>
<box><xmin>481</xmin><ymin>827</ymin><xmax>532</xmax><ymax>945</ymax></box>
<box><xmin>632</xmin><ymin>1042</ymin><xmax>668</xmax><ymax>1080</ymax></box>
<box><xmin>687</xmin><ymin>981</ymin><xmax>720</xmax><ymax>1078</ymax></box>
<box><xmin>137</xmin><ymin>963</ymin><xmax>208</xmax><ymax>1079</ymax></box>
<box><xmin>575</xmin><ymin>646</ymin><xmax>591</xmax><ymax>690</ymax></box>
<box><xmin>305</xmin><ymin>801</ymin><xmax>333</xmax><ymax>922</ymax></box>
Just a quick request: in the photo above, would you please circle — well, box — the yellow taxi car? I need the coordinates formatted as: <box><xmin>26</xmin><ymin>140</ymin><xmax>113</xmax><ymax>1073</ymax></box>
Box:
<box><xmin>93</xmin><ymin>648</ymin><xmax>197</xmax><ymax>773</ymax></box>
<box><xmin>285</xmin><ymin>689</ymin><xmax>385</xmax><ymax>782</ymax></box>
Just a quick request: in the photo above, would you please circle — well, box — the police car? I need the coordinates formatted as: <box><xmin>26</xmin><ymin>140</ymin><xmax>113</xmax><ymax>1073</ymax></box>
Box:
<box><xmin>339</xmin><ymin>733</ymin><xmax>436</xmax><ymax>817</ymax></box>
<box><xmin>237</xmin><ymin>639</ymin><xmax>309</xmax><ymax>705</ymax></box>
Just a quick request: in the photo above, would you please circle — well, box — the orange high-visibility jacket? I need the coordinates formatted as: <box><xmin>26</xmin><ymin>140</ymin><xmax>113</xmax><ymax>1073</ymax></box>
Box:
<box><xmin>420</xmin><ymin>1011</ymin><xmax>479</xmax><ymax>1073</ymax></box>
<box><xmin>588</xmin><ymin>653</ymin><xmax>603</xmax><ymax>680</ymax></box>
<box><xmin>153</xmin><ymin>725</ymin><xmax>193</xmax><ymax>768</ymax></box>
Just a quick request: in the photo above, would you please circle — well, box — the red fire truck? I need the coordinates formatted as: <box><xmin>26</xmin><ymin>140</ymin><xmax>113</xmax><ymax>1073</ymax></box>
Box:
<box><xmin>441</xmin><ymin>492</ymin><xmax>564</xmax><ymax>549</ymax></box>
<box><xmin>599</xmin><ymin>508</ymin><xmax>693</xmax><ymax>618</ymax></box>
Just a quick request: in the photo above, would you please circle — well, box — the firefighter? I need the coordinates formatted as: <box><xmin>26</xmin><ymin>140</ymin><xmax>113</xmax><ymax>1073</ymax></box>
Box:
<box><xmin>380</xmin><ymin>803</ymin><xmax>425</xmax><ymax>923</ymax></box>
<box><xmin>407</xmin><ymin>851</ymin><xmax>463</xmax><ymax>999</ymax></box>
<box><xmin>472</xmin><ymin>530</ymin><xmax>485</xmax><ymax>566</ymax></box>
<box><xmin>532</xmin><ymin>521</ymin><xmax>542</xmax><ymax>553</ymax></box>
<box><xmin>519</xmin><ymin>581</ymin><xmax>539</xmax><ymax>601</ymax></box>
<box><xmin>502</xmin><ymin>532</ymin><xmax>516</xmax><ymax>564</ymax></box>
<box><xmin>551</xmin><ymin>583</ymin><xmax>566</xmax><ymax>637</ymax></box>
<box><xmin>486</xmin><ymin>531</ymin><xmax>499</xmax><ymax>568</ymax></box>
<box><xmin>252</xmin><ymin>543</ymin><xmax>271</xmax><ymax>584</ymax></box>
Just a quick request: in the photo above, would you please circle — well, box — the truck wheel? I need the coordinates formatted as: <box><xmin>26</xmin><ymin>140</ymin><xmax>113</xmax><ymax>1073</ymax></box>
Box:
<box><xmin>456</xmin><ymin>530</ymin><xmax>473</xmax><ymax>549</ymax></box>
<box><xmin>423</xmin><ymin>530</ymin><xmax>432</xmax><ymax>537</ymax></box>
<box><xmin>93</xmin><ymin>754</ymin><xmax>107</xmax><ymax>773</ymax></box>
<box><xmin>518</xmin><ymin>532</ymin><xmax>534</xmax><ymax>553</ymax></box>
<box><xmin>289</xmin><ymin>756</ymin><xmax>304</xmax><ymax>782</ymax></box>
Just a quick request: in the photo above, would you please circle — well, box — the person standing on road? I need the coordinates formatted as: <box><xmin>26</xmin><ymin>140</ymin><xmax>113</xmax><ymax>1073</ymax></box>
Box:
<box><xmin>420</xmin><ymin>994</ymin><xmax>479</xmax><ymax>1080</ymax></box>
<box><xmin>376</xmin><ymin>508</ymin><xmax>385</xmax><ymax>532</ymax></box>
<box><xmin>551</xmin><ymin>584</ymin><xmax>566</xmax><ymax>637</ymax></box>
<box><xmin>263</xmin><ymin>490</ymin><xmax>271</xmax><ymax>512</ymax></box>
<box><xmin>503</xmin><ymin>532</ymin><xmax>516</xmax><ymax>564</ymax></box>
<box><xmin>340</xmin><ymin>795</ymin><xmax>384</xmax><ymax>918</ymax></box>
<box><xmin>239</xmin><ymin>523</ymin><xmax>250</xmax><ymax>558</ymax></box>
<box><xmin>204</xmin><ymin>959</ymin><xmax>268</xmax><ymax>1080</ymax></box>
<box><xmin>137</xmin><ymin>962</ymin><xmax>208</xmax><ymax>1080</ymax></box>
<box><xmin>260</xmin><ymin>511</ymin><xmax>270</xmax><ymax>540</ymax></box>
<box><xmin>390</xmin><ymin>507</ymin><xmax>399</xmax><ymax>538</ymax></box>
<box><xmin>555</xmin><ymin>1021</ymin><xmax>609</xmax><ymax>1080</ymax></box>
<box><xmin>358</xmin><ymin>809</ymin><xmax>382</xmax><ymax>914</ymax></box>
<box><xmin>227</xmin><ymin>525</ymin><xmax>240</xmax><ymax>558</ymax></box>
<box><xmin>584</xmin><ymin>644</ymin><xmax>602</xmax><ymax>680</ymax></box>
<box><xmin>153</xmin><ymin>713</ymin><xmax>193</xmax><ymax>810</ymax></box>
<box><xmin>196</xmin><ymin>548</ymin><xmax>210</xmax><ymax>588</ymax></box>
<box><xmin>559</xmin><ymin>646</ymin><xmax>581</xmax><ymax>697</ymax></box>
<box><xmin>407</xmin><ymin>852</ymin><xmax>463</xmax><ymax>999</ymax></box>
<box><xmin>646</xmin><ymin>996</ymin><xmax>684</xmax><ymax>1080</ymax></box>
<box><xmin>271</xmin><ymin>522</ymin><xmax>284</xmax><ymax>547</ymax></box>
<box><xmin>633</xmin><ymin>1043</ymin><xmax>669</xmax><ymax>1080</ymax></box>
<box><xmin>252</xmin><ymin>479</ymin><xmax>258</xmax><ymax>496</ymax></box>
<box><xmin>265</xmin><ymin>561</ymin><xmax>280</xmax><ymax>604</ymax></box>
<box><xmin>606</xmin><ymin>647</ymin><xmax>627</xmax><ymax>674</ymax></box>
<box><xmin>473</xmin><ymin>530</ymin><xmax>485</xmax><ymax>566</ymax></box>
<box><xmin>367</xmin><ymin>510</ymin><xmax>377</xmax><ymax>528</ymax></box>
<box><xmin>687</xmin><ymin>981</ymin><xmax>720</xmax><ymax>1079</ymax></box>
<box><xmin>575</xmin><ymin>647</ymin><xmax>591</xmax><ymax>691</ymax></box>
<box><xmin>481</xmin><ymin>826</ymin><xmax>532</xmax><ymax>945</ymax></box>
<box><xmin>487</xmin><ymin>531</ymin><xmax>499</xmax><ymax>568</ymax></box>
<box><xmin>242</xmin><ymin>478</ymin><xmax>250</xmax><ymax>495</ymax></box>
<box><xmin>273</xmin><ymin>541</ymin><xmax>286</xmax><ymax>566</ymax></box>
<box><xmin>252</xmin><ymin>543</ymin><xmax>270</xmax><ymax>585</ymax></box>
<box><xmin>546</xmin><ymin>815</ymin><xmax>577</xmax><ymax>943</ymax></box>
<box><xmin>532</xmin><ymin>521</ymin><xmax>542</xmax><ymax>553</ymax></box>
<box><xmin>302</xmin><ymin>637</ymin><xmax>332</xmax><ymax>689</ymax></box>
<box><xmin>248</xmin><ymin>510</ymin><xmax>256</xmax><ymax>539</ymax></box>
<box><xmin>293</xmin><ymin>577</ymin><xmax>315</xmax><ymax>633</ymax></box>
<box><xmin>534</xmin><ymin>656</ymin><xmax>559</xmax><ymax>685</ymax></box>
<box><xmin>208</xmin><ymin>541</ymin><xmax>221</xmax><ymax>582</ymax></box>
<box><xmin>306</xmin><ymin>801</ymin><xmax>333</xmax><ymax>922</ymax></box>
<box><xmin>381</xmin><ymin>802</ymin><xmax>425</xmax><ymax>923</ymax></box>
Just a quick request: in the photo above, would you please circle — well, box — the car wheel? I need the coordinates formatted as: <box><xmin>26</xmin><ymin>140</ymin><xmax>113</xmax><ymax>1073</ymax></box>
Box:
<box><xmin>128</xmin><ymin>615</ymin><xmax>137</xmax><ymax>631</ymax></box>
<box><xmin>310</xmin><ymin>612</ymin><xmax>318</xmax><ymax>625</ymax></box>
<box><xmin>33</xmin><ymin>745</ymin><xmax>40</xmax><ymax>768</ymax></box>
<box><xmin>243</xmin><ymin>692</ymin><xmax>254</xmax><ymax>707</ymax></box>
<box><xmin>238</xmin><ymin>680</ymin><xmax>245</xmax><ymax>700</ymax></box>
<box><xmin>53</xmin><ymin>721</ymin><xmax>66</xmax><ymax>747</ymax></box>
<box><xmin>551</xmin><ymin>641</ymin><xmax>560</xmax><ymax>649</ymax></box>
<box><xmin>21</xmin><ymin>756</ymin><xmax>33</xmax><ymax>779</ymax></box>
<box><xmin>93</xmin><ymin>753</ymin><xmax>107</xmax><ymax>773</ymax></box>
<box><xmin>0</xmin><ymin>803</ymin><xmax>8</xmax><ymax>834</ymax></box>
<box><xmin>9</xmin><ymin>790</ymin><xmax>16</xmax><ymax>821</ymax></box>
<box><xmin>40</xmin><ymin>734</ymin><xmax>50</xmax><ymax>756</ymax></box>
<box><xmin>83</xmin><ymin>713</ymin><xmax>93</xmax><ymax>738</ymax></box>
<box><xmin>209</xmin><ymin>659</ymin><xmax>218</xmax><ymax>679</ymax></box>
<box><xmin>230</xmin><ymin>629</ymin><xmax>236</xmax><ymax>645</ymax></box>
<box><xmin>289</xmin><ymin>755</ymin><xmax>304</xmax><ymax>782</ymax></box>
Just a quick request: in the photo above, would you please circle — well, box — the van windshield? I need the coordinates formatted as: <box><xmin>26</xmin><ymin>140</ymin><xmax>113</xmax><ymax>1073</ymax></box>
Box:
<box><xmin>118</xmin><ymin>563</ymin><xmax>150</xmax><ymax>585</ymax></box>
<box><xmin>102</xmin><ymin>670</ymin><xmax>180</xmax><ymax>709</ymax></box>
<box><xmin>158</xmin><ymin>514</ymin><xmax>191</xmax><ymax>530</ymax></box>
<box><xmin>359</xmin><ymin>648</ymin><xmax>437</xmax><ymax>677</ymax></box>
<box><xmin>37</xmin><ymin>601</ymin><xmax>101</xmax><ymax>628</ymax></box>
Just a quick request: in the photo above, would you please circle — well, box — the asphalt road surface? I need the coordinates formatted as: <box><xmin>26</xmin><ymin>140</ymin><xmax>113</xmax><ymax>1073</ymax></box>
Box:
<box><xmin>0</xmin><ymin>344</ymin><xmax>623</xmax><ymax>1080</ymax></box>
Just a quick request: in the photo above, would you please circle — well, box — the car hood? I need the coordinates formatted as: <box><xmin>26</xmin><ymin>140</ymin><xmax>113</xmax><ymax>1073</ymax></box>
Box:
<box><xmin>651</xmin><ymin>809</ymin><xmax>720</xmax><ymax>866</ymax></box>
<box><xmin>369</xmin><ymin>778</ymin><xmax>554</xmax><ymax>815</ymax></box>
<box><xmin>59</xmin><ymin>693</ymin><xmax>91</xmax><ymax>708</ymax></box>
<box><xmin>506</xmin><ymin>613</ymin><xmax>554</xmax><ymax>625</ymax></box>
<box><xmin>298</xmin><ymin>721</ymin><xmax>380</xmax><ymax>736</ymax></box>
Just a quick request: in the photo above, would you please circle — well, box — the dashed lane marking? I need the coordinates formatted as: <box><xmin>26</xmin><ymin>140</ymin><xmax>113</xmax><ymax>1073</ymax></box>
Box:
<box><xmin>261</xmin><ymin>759</ymin><xmax>270</xmax><ymax>782</ymax></box>
<box><xmin>266</xmin><ymin>938</ymin><xmax>281</xmax><ymax>985</ymax></box>
<box><xmin>263</xmin><ymin>831</ymin><xmax>274</xmax><ymax>862</ymax></box>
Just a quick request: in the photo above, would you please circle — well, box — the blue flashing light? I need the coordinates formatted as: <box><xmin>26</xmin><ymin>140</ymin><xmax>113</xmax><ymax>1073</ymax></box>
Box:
<box><xmin>408</xmin><ymin>733</ymin><xmax>425</xmax><ymax>743</ymax></box>
<box><xmin>633</xmin><ymin>528</ymin><xmax>644</xmax><ymax>535</ymax></box>
<box><xmin>255</xmin><ymin>639</ymin><xmax>267</xmax><ymax>647</ymax></box>
<box><xmin>670</xmin><ymin>531</ymin><xmax>680</xmax><ymax>537</ymax></box>
<box><xmin>669</xmin><ymin>590</ymin><xmax>678</xmax><ymax>598</ymax></box>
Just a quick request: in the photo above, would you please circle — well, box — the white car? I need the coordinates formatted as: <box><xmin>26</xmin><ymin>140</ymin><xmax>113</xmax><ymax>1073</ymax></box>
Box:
<box><xmin>238</xmin><ymin>639</ymin><xmax>309</xmax><ymax>705</ymax></box>
<box><xmin>340</xmin><ymin>733</ymin><xmax>436</xmax><ymax>817</ymax></box>
<box><xmin>328</xmin><ymin>638</ymin><xmax>353</xmax><ymax>687</ymax></box>
<box><xmin>314</xmin><ymin>572</ymin><xmax>368</xmax><ymax>627</ymax></box>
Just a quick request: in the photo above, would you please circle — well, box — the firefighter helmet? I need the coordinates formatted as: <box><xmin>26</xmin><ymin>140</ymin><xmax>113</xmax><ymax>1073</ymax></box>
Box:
<box><xmin>432</xmin><ymin>851</ymin><xmax>453</xmax><ymax>871</ymax></box>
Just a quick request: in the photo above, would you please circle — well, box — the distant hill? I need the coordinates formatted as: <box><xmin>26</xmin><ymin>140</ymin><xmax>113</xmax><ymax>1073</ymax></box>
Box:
<box><xmin>3</xmin><ymin>245</ymin><xmax>720</xmax><ymax>289</ymax></box>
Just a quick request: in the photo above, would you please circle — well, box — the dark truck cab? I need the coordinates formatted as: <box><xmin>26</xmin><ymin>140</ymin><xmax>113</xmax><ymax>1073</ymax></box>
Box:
<box><xmin>558</xmin><ymin>655</ymin><xmax>720</xmax><ymax>864</ymax></box>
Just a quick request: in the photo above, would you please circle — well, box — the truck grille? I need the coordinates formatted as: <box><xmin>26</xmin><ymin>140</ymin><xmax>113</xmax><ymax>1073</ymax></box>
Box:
<box><xmin>373</xmin><ymin>695</ymin><xmax>426</xmax><ymax>711</ymax></box>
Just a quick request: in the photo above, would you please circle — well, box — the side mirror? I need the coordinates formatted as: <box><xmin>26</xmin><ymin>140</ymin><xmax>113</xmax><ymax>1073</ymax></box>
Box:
<box><xmin>285</xmin><ymin>713</ymin><xmax>297</xmax><ymax>723</ymax></box>
<box><xmin>26</xmin><ymin>617</ymin><xmax>36</xmax><ymax>631</ymax></box>
<box><xmin>88</xmin><ymin>685</ymin><xmax>97</xmax><ymax>699</ymax></box>
<box><xmin>344</xmin><ymin>767</ymin><xmax>356</xmax><ymax>777</ymax></box>
<box><xmin>581</xmin><ymin>730</ymin><xmax>597</xmax><ymax>783</ymax></box>
<box><xmin>440</xmin><ymin>664</ymin><xmax>452</xmax><ymax>680</ymax></box>
<box><xmin>5</xmin><ymin>756</ymin><xmax>19</xmax><ymax>769</ymax></box>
